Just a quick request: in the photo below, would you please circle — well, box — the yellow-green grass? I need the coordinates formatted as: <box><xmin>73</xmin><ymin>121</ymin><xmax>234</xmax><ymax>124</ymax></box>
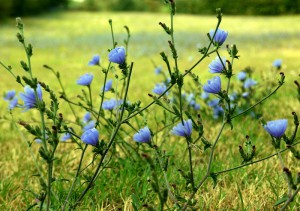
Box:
<box><xmin>0</xmin><ymin>11</ymin><xmax>299</xmax><ymax>210</ymax></box>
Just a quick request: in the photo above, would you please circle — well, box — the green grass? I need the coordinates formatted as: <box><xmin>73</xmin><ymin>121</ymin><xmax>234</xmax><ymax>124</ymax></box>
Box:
<box><xmin>0</xmin><ymin>11</ymin><xmax>299</xmax><ymax>210</ymax></box>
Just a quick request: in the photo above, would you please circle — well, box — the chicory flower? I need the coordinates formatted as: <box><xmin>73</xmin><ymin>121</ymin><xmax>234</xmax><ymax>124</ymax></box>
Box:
<box><xmin>88</xmin><ymin>55</ymin><xmax>100</xmax><ymax>66</ymax></box>
<box><xmin>133</xmin><ymin>126</ymin><xmax>151</xmax><ymax>143</ymax></box>
<box><xmin>77</xmin><ymin>73</ymin><xmax>93</xmax><ymax>86</ymax></box>
<box><xmin>19</xmin><ymin>84</ymin><xmax>43</xmax><ymax>110</ymax></box>
<box><xmin>108</xmin><ymin>46</ymin><xmax>126</xmax><ymax>64</ymax></box>
<box><xmin>152</xmin><ymin>83</ymin><xmax>167</xmax><ymax>95</ymax></box>
<box><xmin>264</xmin><ymin>119</ymin><xmax>288</xmax><ymax>138</ymax></box>
<box><xmin>209</xmin><ymin>29</ymin><xmax>228</xmax><ymax>46</ymax></box>
<box><xmin>171</xmin><ymin>119</ymin><xmax>193</xmax><ymax>137</ymax></box>
<box><xmin>81</xmin><ymin>128</ymin><xmax>99</xmax><ymax>146</ymax></box>
<box><xmin>203</xmin><ymin>76</ymin><xmax>221</xmax><ymax>94</ymax></box>
<box><xmin>208</xmin><ymin>57</ymin><xmax>226</xmax><ymax>73</ymax></box>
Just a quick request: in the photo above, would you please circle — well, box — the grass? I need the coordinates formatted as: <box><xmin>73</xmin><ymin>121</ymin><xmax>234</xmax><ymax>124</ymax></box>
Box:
<box><xmin>0</xmin><ymin>11</ymin><xmax>299</xmax><ymax>210</ymax></box>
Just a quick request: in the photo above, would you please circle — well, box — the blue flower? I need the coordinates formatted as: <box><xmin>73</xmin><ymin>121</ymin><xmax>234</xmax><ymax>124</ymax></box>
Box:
<box><xmin>9</xmin><ymin>97</ymin><xmax>18</xmax><ymax>109</ymax></box>
<box><xmin>155</xmin><ymin>66</ymin><xmax>162</xmax><ymax>74</ymax></box>
<box><xmin>19</xmin><ymin>84</ymin><xmax>43</xmax><ymax>110</ymax></box>
<box><xmin>237</xmin><ymin>71</ymin><xmax>247</xmax><ymax>81</ymax></box>
<box><xmin>207</xmin><ymin>98</ymin><xmax>220</xmax><ymax>107</ymax></box>
<box><xmin>244</xmin><ymin>78</ymin><xmax>257</xmax><ymax>89</ymax></box>
<box><xmin>61</xmin><ymin>133</ymin><xmax>71</xmax><ymax>141</ymax></box>
<box><xmin>213</xmin><ymin>105</ymin><xmax>224</xmax><ymax>119</ymax></box>
<box><xmin>203</xmin><ymin>76</ymin><xmax>221</xmax><ymax>94</ymax></box>
<box><xmin>208</xmin><ymin>57</ymin><xmax>226</xmax><ymax>73</ymax></box>
<box><xmin>83</xmin><ymin>120</ymin><xmax>96</xmax><ymax>132</ymax></box>
<box><xmin>209</xmin><ymin>29</ymin><xmax>228</xmax><ymax>46</ymax></box>
<box><xmin>193</xmin><ymin>103</ymin><xmax>200</xmax><ymax>110</ymax></box>
<box><xmin>88</xmin><ymin>55</ymin><xmax>100</xmax><ymax>66</ymax></box>
<box><xmin>272</xmin><ymin>59</ymin><xmax>282</xmax><ymax>68</ymax></box>
<box><xmin>264</xmin><ymin>119</ymin><xmax>288</xmax><ymax>138</ymax></box>
<box><xmin>77</xmin><ymin>73</ymin><xmax>93</xmax><ymax>86</ymax></box>
<box><xmin>152</xmin><ymin>83</ymin><xmax>167</xmax><ymax>95</ymax></box>
<box><xmin>82</xmin><ymin>112</ymin><xmax>92</xmax><ymax>123</ymax></box>
<box><xmin>81</xmin><ymin>128</ymin><xmax>99</xmax><ymax>146</ymax></box>
<box><xmin>108</xmin><ymin>46</ymin><xmax>126</xmax><ymax>64</ymax></box>
<box><xmin>4</xmin><ymin>90</ymin><xmax>16</xmax><ymax>101</ymax></box>
<box><xmin>133</xmin><ymin>126</ymin><xmax>151</xmax><ymax>143</ymax></box>
<box><xmin>103</xmin><ymin>99</ymin><xmax>117</xmax><ymax>110</ymax></box>
<box><xmin>171</xmin><ymin>119</ymin><xmax>193</xmax><ymax>137</ymax></box>
<box><xmin>102</xmin><ymin>79</ymin><xmax>113</xmax><ymax>92</ymax></box>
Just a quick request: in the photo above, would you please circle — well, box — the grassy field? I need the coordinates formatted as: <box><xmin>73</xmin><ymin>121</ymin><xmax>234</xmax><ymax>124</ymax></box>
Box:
<box><xmin>0</xmin><ymin>11</ymin><xmax>299</xmax><ymax>210</ymax></box>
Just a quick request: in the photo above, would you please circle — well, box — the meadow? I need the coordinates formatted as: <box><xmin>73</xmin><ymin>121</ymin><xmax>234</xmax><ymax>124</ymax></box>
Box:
<box><xmin>0</xmin><ymin>11</ymin><xmax>299</xmax><ymax>210</ymax></box>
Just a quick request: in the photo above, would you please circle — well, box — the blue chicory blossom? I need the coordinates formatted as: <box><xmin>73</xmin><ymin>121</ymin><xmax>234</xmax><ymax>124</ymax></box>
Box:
<box><xmin>152</xmin><ymin>83</ymin><xmax>167</xmax><ymax>95</ymax></box>
<box><xmin>77</xmin><ymin>73</ymin><xmax>93</xmax><ymax>86</ymax></box>
<box><xmin>102</xmin><ymin>79</ymin><xmax>113</xmax><ymax>92</ymax></box>
<box><xmin>19</xmin><ymin>84</ymin><xmax>43</xmax><ymax>110</ymax></box>
<box><xmin>171</xmin><ymin>119</ymin><xmax>193</xmax><ymax>137</ymax></box>
<box><xmin>213</xmin><ymin>105</ymin><xmax>224</xmax><ymax>119</ymax></box>
<box><xmin>237</xmin><ymin>71</ymin><xmax>247</xmax><ymax>81</ymax></box>
<box><xmin>203</xmin><ymin>76</ymin><xmax>221</xmax><ymax>94</ymax></box>
<box><xmin>9</xmin><ymin>97</ymin><xmax>18</xmax><ymax>109</ymax></box>
<box><xmin>133</xmin><ymin>126</ymin><xmax>152</xmax><ymax>143</ymax></box>
<box><xmin>244</xmin><ymin>78</ymin><xmax>257</xmax><ymax>89</ymax></box>
<box><xmin>83</xmin><ymin>120</ymin><xmax>96</xmax><ymax>132</ymax></box>
<box><xmin>209</xmin><ymin>28</ymin><xmax>228</xmax><ymax>46</ymax></box>
<box><xmin>4</xmin><ymin>90</ymin><xmax>16</xmax><ymax>101</ymax></box>
<box><xmin>82</xmin><ymin>112</ymin><xmax>92</xmax><ymax>123</ymax></box>
<box><xmin>81</xmin><ymin>128</ymin><xmax>99</xmax><ymax>146</ymax></box>
<box><xmin>155</xmin><ymin>66</ymin><xmax>162</xmax><ymax>74</ymax></box>
<box><xmin>272</xmin><ymin>59</ymin><xmax>282</xmax><ymax>68</ymax></box>
<box><xmin>264</xmin><ymin>119</ymin><xmax>288</xmax><ymax>138</ymax></box>
<box><xmin>103</xmin><ymin>98</ymin><xmax>117</xmax><ymax>110</ymax></box>
<box><xmin>207</xmin><ymin>98</ymin><xmax>220</xmax><ymax>107</ymax></box>
<box><xmin>208</xmin><ymin>57</ymin><xmax>226</xmax><ymax>73</ymax></box>
<box><xmin>61</xmin><ymin>133</ymin><xmax>71</xmax><ymax>142</ymax></box>
<box><xmin>193</xmin><ymin>103</ymin><xmax>200</xmax><ymax>110</ymax></box>
<box><xmin>108</xmin><ymin>46</ymin><xmax>126</xmax><ymax>64</ymax></box>
<box><xmin>88</xmin><ymin>55</ymin><xmax>100</xmax><ymax>66</ymax></box>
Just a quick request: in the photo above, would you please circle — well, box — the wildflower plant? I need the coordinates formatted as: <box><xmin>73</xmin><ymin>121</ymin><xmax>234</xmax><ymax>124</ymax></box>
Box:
<box><xmin>0</xmin><ymin>1</ymin><xmax>299</xmax><ymax>210</ymax></box>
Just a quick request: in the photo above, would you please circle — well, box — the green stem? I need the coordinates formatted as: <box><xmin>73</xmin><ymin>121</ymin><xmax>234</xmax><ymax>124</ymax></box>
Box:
<box><xmin>231</xmin><ymin>83</ymin><xmax>283</xmax><ymax>119</ymax></box>
<box><xmin>186</xmin><ymin>136</ymin><xmax>195</xmax><ymax>190</ymax></box>
<box><xmin>62</xmin><ymin>145</ymin><xmax>88</xmax><ymax>211</ymax></box>
<box><xmin>0</xmin><ymin>61</ymin><xmax>24</xmax><ymax>86</ymax></box>
<box><xmin>182</xmin><ymin>122</ymin><xmax>226</xmax><ymax>211</ymax></box>
<box><xmin>88</xmin><ymin>85</ymin><xmax>93</xmax><ymax>110</ymax></box>
<box><xmin>72</xmin><ymin>63</ymin><xmax>133</xmax><ymax>208</ymax></box>
<box><xmin>214</xmin><ymin>140</ymin><xmax>300</xmax><ymax>175</ymax></box>
<box><xmin>280</xmin><ymin>185</ymin><xmax>300</xmax><ymax>211</ymax></box>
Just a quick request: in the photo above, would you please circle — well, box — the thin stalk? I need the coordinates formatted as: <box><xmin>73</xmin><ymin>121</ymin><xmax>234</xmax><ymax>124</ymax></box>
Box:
<box><xmin>215</xmin><ymin>140</ymin><xmax>300</xmax><ymax>175</ymax></box>
<box><xmin>46</xmin><ymin>66</ymin><xmax>78</xmax><ymax>121</ymax></box>
<box><xmin>72</xmin><ymin>63</ymin><xmax>133</xmax><ymax>208</ymax></box>
<box><xmin>276</xmin><ymin>150</ymin><xmax>293</xmax><ymax>196</ymax></box>
<box><xmin>182</xmin><ymin>122</ymin><xmax>226</xmax><ymax>211</ymax></box>
<box><xmin>186</xmin><ymin>136</ymin><xmax>195</xmax><ymax>190</ymax></box>
<box><xmin>88</xmin><ymin>85</ymin><xmax>93</xmax><ymax>111</ymax></box>
<box><xmin>96</xmin><ymin>64</ymin><xmax>111</xmax><ymax>128</ymax></box>
<box><xmin>153</xmin><ymin>147</ymin><xmax>178</xmax><ymax>204</ymax></box>
<box><xmin>0</xmin><ymin>61</ymin><xmax>24</xmax><ymax>86</ymax></box>
<box><xmin>231</xmin><ymin>83</ymin><xmax>283</xmax><ymax>119</ymax></box>
<box><xmin>280</xmin><ymin>185</ymin><xmax>300</xmax><ymax>211</ymax></box>
<box><xmin>62</xmin><ymin>145</ymin><xmax>88</xmax><ymax>211</ymax></box>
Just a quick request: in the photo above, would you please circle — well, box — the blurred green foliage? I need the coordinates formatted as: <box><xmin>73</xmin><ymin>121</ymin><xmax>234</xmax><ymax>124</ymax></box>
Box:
<box><xmin>0</xmin><ymin>0</ymin><xmax>300</xmax><ymax>19</ymax></box>
<box><xmin>0</xmin><ymin>0</ymin><xmax>68</xmax><ymax>19</ymax></box>
<box><xmin>79</xmin><ymin>0</ymin><xmax>300</xmax><ymax>15</ymax></box>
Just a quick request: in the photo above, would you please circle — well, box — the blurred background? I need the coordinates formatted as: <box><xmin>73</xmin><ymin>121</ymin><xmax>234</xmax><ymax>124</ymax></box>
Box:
<box><xmin>1</xmin><ymin>0</ymin><xmax>300</xmax><ymax>19</ymax></box>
